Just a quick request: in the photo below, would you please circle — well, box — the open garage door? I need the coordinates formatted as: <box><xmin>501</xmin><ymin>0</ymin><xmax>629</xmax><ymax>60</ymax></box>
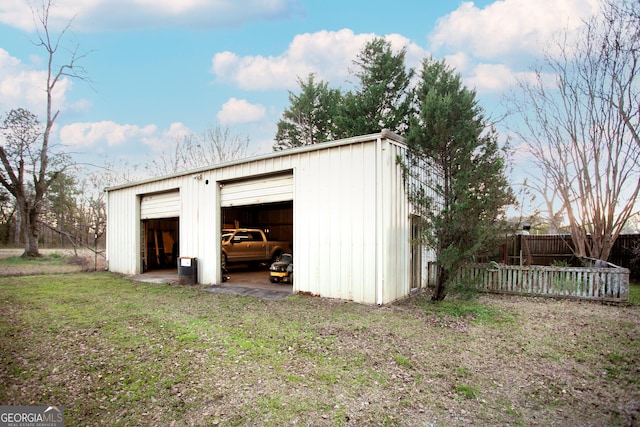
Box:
<box><xmin>220</xmin><ymin>173</ymin><xmax>293</xmax><ymax>207</ymax></box>
<box><xmin>141</xmin><ymin>191</ymin><xmax>180</xmax><ymax>219</ymax></box>
<box><xmin>140</xmin><ymin>191</ymin><xmax>180</xmax><ymax>272</ymax></box>
<box><xmin>142</xmin><ymin>218</ymin><xmax>179</xmax><ymax>271</ymax></box>
<box><xmin>220</xmin><ymin>173</ymin><xmax>293</xmax><ymax>242</ymax></box>
<box><xmin>220</xmin><ymin>173</ymin><xmax>293</xmax><ymax>289</ymax></box>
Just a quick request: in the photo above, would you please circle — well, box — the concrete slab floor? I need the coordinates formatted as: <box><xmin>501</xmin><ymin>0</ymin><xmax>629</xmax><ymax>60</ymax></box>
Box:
<box><xmin>128</xmin><ymin>267</ymin><xmax>293</xmax><ymax>301</ymax></box>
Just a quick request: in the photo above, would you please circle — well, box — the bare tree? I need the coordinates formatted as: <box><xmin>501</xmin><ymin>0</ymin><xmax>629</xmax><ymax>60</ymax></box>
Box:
<box><xmin>146</xmin><ymin>133</ymin><xmax>192</xmax><ymax>176</ymax></box>
<box><xmin>0</xmin><ymin>1</ymin><xmax>88</xmax><ymax>257</ymax></box>
<box><xmin>75</xmin><ymin>172</ymin><xmax>107</xmax><ymax>269</ymax></box>
<box><xmin>509</xmin><ymin>0</ymin><xmax>640</xmax><ymax>261</ymax></box>
<box><xmin>521</xmin><ymin>176</ymin><xmax>566</xmax><ymax>234</ymax></box>
<box><xmin>200</xmin><ymin>126</ymin><xmax>251</xmax><ymax>163</ymax></box>
<box><xmin>146</xmin><ymin>126</ymin><xmax>251</xmax><ymax>176</ymax></box>
<box><xmin>601</xmin><ymin>0</ymin><xmax>640</xmax><ymax>151</ymax></box>
<box><xmin>0</xmin><ymin>108</ymin><xmax>68</xmax><ymax>256</ymax></box>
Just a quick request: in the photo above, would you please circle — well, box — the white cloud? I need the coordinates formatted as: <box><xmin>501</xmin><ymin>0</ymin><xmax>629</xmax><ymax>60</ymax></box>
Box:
<box><xmin>441</xmin><ymin>52</ymin><xmax>473</xmax><ymax>75</ymax></box>
<box><xmin>211</xmin><ymin>29</ymin><xmax>427</xmax><ymax>90</ymax></box>
<box><xmin>0</xmin><ymin>48</ymin><xmax>72</xmax><ymax>117</ymax></box>
<box><xmin>141</xmin><ymin>122</ymin><xmax>193</xmax><ymax>152</ymax></box>
<box><xmin>0</xmin><ymin>0</ymin><xmax>302</xmax><ymax>32</ymax></box>
<box><xmin>60</xmin><ymin>121</ymin><xmax>157</xmax><ymax>147</ymax></box>
<box><xmin>468</xmin><ymin>63</ymin><xmax>518</xmax><ymax>93</ymax></box>
<box><xmin>427</xmin><ymin>0</ymin><xmax>602</xmax><ymax>95</ymax></box>
<box><xmin>217</xmin><ymin>98</ymin><xmax>266</xmax><ymax>125</ymax></box>
<box><xmin>430</xmin><ymin>0</ymin><xmax>600</xmax><ymax>62</ymax></box>
<box><xmin>0</xmin><ymin>48</ymin><xmax>89</xmax><ymax>122</ymax></box>
<box><xmin>0</xmin><ymin>48</ymin><xmax>20</xmax><ymax>70</ymax></box>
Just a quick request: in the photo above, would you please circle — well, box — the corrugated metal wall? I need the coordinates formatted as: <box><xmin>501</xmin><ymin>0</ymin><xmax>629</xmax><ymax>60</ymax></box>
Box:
<box><xmin>381</xmin><ymin>139</ymin><xmax>412</xmax><ymax>303</ymax></box>
<box><xmin>106</xmin><ymin>132</ymin><xmax>436</xmax><ymax>304</ymax></box>
<box><xmin>293</xmin><ymin>140</ymin><xmax>380</xmax><ymax>302</ymax></box>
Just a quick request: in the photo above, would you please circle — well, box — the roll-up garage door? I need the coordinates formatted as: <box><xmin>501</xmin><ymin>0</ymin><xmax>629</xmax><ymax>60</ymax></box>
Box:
<box><xmin>141</xmin><ymin>191</ymin><xmax>180</xmax><ymax>219</ymax></box>
<box><xmin>220</xmin><ymin>173</ymin><xmax>293</xmax><ymax>207</ymax></box>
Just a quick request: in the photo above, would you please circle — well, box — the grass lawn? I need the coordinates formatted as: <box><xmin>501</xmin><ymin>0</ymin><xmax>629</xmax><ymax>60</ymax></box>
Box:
<box><xmin>0</xmin><ymin>272</ymin><xmax>639</xmax><ymax>426</ymax></box>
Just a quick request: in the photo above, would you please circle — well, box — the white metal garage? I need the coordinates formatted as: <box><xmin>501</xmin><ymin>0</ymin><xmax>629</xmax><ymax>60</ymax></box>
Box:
<box><xmin>105</xmin><ymin>130</ymin><xmax>437</xmax><ymax>305</ymax></box>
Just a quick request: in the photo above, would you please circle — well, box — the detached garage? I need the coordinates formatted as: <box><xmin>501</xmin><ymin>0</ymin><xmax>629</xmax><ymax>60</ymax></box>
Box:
<box><xmin>105</xmin><ymin>130</ymin><xmax>437</xmax><ymax>305</ymax></box>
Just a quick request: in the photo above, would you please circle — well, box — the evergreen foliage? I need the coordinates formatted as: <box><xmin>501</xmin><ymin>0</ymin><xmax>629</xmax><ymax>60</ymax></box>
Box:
<box><xmin>274</xmin><ymin>74</ymin><xmax>342</xmax><ymax>151</ymax></box>
<box><xmin>404</xmin><ymin>58</ymin><xmax>514</xmax><ymax>301</ymax></box>
<box><xmin>335</xmin><ymin>37</ymin><xmax>414</xmax><ymax>138</ymax></box>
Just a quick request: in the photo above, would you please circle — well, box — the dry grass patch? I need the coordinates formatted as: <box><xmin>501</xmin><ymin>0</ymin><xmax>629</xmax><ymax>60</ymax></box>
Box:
<box><xmin>0</xmin><ymin>248</ymin><xmax>104</xmax><ymax>275</ymax></box>
<box><xmin>0</xmin><ymin>273</ymin><xmax>638</xmax><ymax>426</ymax></box>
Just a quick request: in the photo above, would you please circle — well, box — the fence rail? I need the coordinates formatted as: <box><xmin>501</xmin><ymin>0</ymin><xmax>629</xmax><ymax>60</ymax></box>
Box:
<box><xmin>498</xmin><ymin>234</ymin><xmax>639</xmax><ymax>278</ymax></box>
<box><xmin>456</xmin><ymin>264</ymin><xmax>629</xmax><ymax>302</ymax></box>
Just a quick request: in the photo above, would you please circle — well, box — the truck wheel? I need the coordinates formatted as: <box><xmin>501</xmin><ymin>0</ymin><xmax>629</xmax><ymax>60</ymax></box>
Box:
<box><xmin>269</xmin><ymin>277</ymin><xmax>278</xmax><ymax>283</ymax></box>
<box><xmin>221</xmin><ymin>253</ymin><xmax>227</xmax><ymax>269</ymax></box>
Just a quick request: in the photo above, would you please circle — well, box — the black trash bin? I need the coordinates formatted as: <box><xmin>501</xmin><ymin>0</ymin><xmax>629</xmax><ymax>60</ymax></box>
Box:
<box><xmin>178</xmin><ymin>257</ymin><xmax>198</xmax><ymax>285</ymax></box>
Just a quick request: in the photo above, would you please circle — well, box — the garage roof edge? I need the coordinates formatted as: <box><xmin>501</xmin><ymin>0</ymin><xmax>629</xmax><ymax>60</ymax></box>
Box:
<box><xmin>105</xmin><ymin>130</ymin><xmax>405</xmax><ymax>192</ymax></box>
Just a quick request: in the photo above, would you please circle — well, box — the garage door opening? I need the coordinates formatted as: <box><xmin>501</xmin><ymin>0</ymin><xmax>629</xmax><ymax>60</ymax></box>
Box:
<box><xmin>140</xmin><ymin>190</ymin><xmax>181</xmax><ymax>273</ymax></box>
<box><xmin>222</xmin><ymin>201</ymin><xmax>293</xmax><ymax>243</ymax></box>
<box><xmin>221</xmin><ymin>201</ymin><xmax>293</xmax><ymax>289</ymax></box>
<box><xmin>222</xmin><ymin>201</ymin><xmax>293</xmax><ymax>267</ymax></box>
<box><xmin>142</xmin><ymin>218</ymin><xmax>179</xmax><ymax>272</ymax></box>
<box><xmin>219</xmin><ymin>173</ymin><xmax>294</xmax><ymax>290</ymax></box>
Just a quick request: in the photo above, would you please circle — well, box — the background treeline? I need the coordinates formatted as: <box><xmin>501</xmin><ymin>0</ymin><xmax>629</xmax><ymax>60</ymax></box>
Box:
<box><xmin>0</xmin><ymin>171</ymin><xmax>106</xmax><ymax>252</ymax></box>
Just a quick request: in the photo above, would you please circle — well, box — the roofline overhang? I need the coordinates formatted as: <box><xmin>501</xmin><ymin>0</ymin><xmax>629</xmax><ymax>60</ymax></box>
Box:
<box><xmin>105</xmin><ymin>129</ymin><xmax>405</xmax><ymax>192</ymax></box>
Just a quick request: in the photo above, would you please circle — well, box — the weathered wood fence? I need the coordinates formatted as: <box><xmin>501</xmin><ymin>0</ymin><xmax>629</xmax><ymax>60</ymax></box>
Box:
<box><xmin>499</xmin><ymin>234</ymin><xmax>639</xmax><ymax>278</ymax></box>
<box><xmin>456</xmin><ymin>263</ymin><xmax>630</xmax><ymax>302</ymax></box>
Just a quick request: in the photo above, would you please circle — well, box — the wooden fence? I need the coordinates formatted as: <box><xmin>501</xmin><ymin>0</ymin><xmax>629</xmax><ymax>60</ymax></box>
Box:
<box><xmin>498</xmin><ymin>234</ymin><xmax>639</xmax><ymax>279</ymax></box>
<box><xmin>456</xmin><ymin>263</ymin><xmax>629</xmax><ymax>302</ymax></box>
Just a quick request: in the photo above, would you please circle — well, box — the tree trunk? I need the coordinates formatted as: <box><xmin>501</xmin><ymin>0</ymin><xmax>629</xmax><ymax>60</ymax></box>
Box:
<box><xmin>593</xmin><ymin>233</ymin><xmax>615</xmax><ymax>262</ymax></box>
<box><xmin>567</xmin><ymin>216</ymin><xmax>588</xmax><ymax>259</ymax></box>
<box><xmin>13</xmin><ymin>208</ymin><xmax>21</xmax><ymax>248</ymax></box>
<box><xmin>432</xmin><ymin>266</ymin><xmax>449</xmax><ymax>301</ymax></box>
<box><xmin>21</xmin><ymin>203</ymin><xmax>41</xmax><ymax>258</ymax></box>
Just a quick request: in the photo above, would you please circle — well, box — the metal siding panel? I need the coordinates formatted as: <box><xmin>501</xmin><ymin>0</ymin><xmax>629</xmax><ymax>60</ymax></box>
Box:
<box><xmin>384</xmin><ymin>141</ymin><xmax>397</xmax><ymax>303</ymax></box>
<box><xmin>353</xmin><ymin>143</ymin><xmax>378</xmax><ymax>303</ymax></box>
<box><xmin>296</xmin><ymin>150</ymin><xmax>323</xmax><ymax>298</ymax></box>
<box><xmin>297</xmin><ymin>150</ymin><xmax>322</xmax><ymax>297</ymax></box>
<box><xmin>382</xmin><ymin>141</ymin><xmax>411</xmax><ymax>303</ymax></box>
<box><xmin>339</xmin><ymin>145</ymin><xmax>356</xmax><ymax>301</ymax></box>
<box><xmin>199</xmin><ymin>172</ymin><xmax>218</xmax><ymax>284</ymax></box>
<box><xmin>179</xmin><ymin>179</ymin><xmax>199</xmax><ymax>281</ymax></box>
<box><xmin>327</xmin><ymin>148</ymin><xmax>341</xmax><ymax>298</ymax></box>
<box><xmin>291</xmin><ymin>141</ymin><xmax>378</xmax><ymax>304</ymax></box>
<box><xmin>107</xmin><ymin>187</ymin><xmax>140</xmax><ymax>275</ymax></box>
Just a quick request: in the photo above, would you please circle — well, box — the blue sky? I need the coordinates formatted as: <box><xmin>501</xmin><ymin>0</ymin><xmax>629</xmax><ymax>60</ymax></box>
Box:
<box><xmin>0</xmin><ymin>0</ymin><xmax>599</xmax><ymax>180</ymax></box>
